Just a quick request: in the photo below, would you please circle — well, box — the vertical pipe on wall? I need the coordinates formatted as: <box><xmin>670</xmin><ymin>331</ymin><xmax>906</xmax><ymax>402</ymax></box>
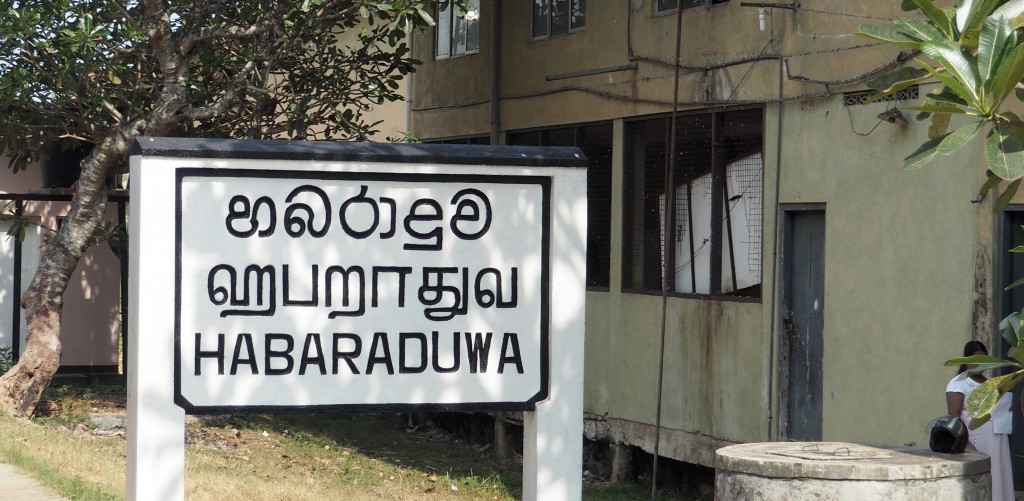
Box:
<box><xmin>652</xmin><ymin>3</ymin><xmax>685</xmax><ymax>499</ymax></box>
<box><xmin>489</xmin><ymin>0</ymin><xmax>502</xmax><ymax>145</ymax></box>
<box><xmin>12</xmin><ymin>199</ymin><xmax>23</xmax><ymax>363</ymax></box>
<box><xmin>119</xmin><ymin>200</ymin><xmax>129</xmax><ymax>375</ymax></box>
<box><xmin>766</xmin><ymin>56</ymin><xmax>785</xmax><ymax>440</ymax></box>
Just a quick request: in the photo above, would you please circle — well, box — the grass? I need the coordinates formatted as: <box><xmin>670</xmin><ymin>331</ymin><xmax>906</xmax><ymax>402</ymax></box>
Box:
<box><xmin>0</xmin><ymin>379</ymin><xmax>695</xmax><ymax>500</ymax></box>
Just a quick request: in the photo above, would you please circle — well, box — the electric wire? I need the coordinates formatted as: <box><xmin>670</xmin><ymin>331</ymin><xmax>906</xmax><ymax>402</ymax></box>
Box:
<box><xmin>795</xmin><ymin>7</ymin><xmax>893</xmax><ymax>20</ymax></box>
<box><xmin>726</xmin><ymin>40</ymin><xmax>773</xmax><ymax>102</ymax></box>
<box><xmin>846</xmin><ymin>105</ymin><xmax>884</xmax><ymax>136</ymax></box>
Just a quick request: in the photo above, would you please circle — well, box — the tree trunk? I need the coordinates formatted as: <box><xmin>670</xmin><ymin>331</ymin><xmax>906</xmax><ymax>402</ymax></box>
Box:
<box><xmin>0</xmin><ymin>130</ymin><xmax>130</xmax><ymax>417</ymax></box>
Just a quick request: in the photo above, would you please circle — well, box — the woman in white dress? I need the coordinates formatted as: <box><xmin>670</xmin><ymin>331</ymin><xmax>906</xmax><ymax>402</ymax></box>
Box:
<box><xmin>946</xmin><ymin>340</ymin><xmax>1013</xmax><ymax>501</ymax></box>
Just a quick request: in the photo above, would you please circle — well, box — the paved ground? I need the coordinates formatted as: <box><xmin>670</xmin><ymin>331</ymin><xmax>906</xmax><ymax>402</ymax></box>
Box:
<box><xmin>0</xmin><ymin>463</ymin><xmax>69</xmax><ymax>501</ymax></box>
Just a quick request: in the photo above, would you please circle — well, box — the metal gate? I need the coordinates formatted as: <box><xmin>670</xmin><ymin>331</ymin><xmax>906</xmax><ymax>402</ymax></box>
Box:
<box><xmin>0</xmin><ymin>193</ymin><xmax>127</xmax><ymax>373</ymax></box>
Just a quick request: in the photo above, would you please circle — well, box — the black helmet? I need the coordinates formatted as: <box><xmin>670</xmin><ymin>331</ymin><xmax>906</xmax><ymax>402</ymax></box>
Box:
<box><xmin>930</xmin><ymin>416</ymin><xmax>968</xmax><ymax>453</ymax></box>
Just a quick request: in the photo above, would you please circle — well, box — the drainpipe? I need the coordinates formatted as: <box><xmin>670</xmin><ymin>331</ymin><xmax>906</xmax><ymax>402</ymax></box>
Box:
<box><xmin>405</xmin><ymin>26</ymin><xmax>414</xmax><ymax>141</ymax></box>
<box><xmin>490</xmin><ymin>0</ymin><xmax>501</xmax><ymax>145</ymax></box>
<box><xmin>766</xmin><ymin>55</ymin><xmax>785</xmax><ymax>441</ymax></box>
<box><xmin>489</xmin><ymin>0</ymin><xmax>507</xmax><ymax>460</ymax></box>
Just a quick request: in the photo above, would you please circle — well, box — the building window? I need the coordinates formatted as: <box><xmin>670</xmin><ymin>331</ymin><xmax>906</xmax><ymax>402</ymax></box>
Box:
<box><xmin>532</xmin><ymin>0</ymin><xmax>586</xmax><ymax>39</ymax></box>
<box><xmin>623</xmin><ymin>108</ymin><xmax>763</xmax><ymax>297</ymax></box>
<box><xmin>657</xmin><ymin>0</ymin><xmax>728</xmax><ymax>14</ymax></box>
<box><xmin>421</xmin><ymin>135</ymin><xmax>490</xmax><ymax>145</ymax></box>
<box><xmin>436</xmin><ymin>0</ymin><xmax>480</xmax><ymax>59</ymax></box>
<box><xmin>508</xmin><ymin>123</ymin><xmax>612</xmax><ymax>289</ymax></box>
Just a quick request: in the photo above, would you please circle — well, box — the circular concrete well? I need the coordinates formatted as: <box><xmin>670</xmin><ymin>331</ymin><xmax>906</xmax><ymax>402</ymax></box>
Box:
<box><xmin>715</xmin><ymin>442</ymin><xmax>990</xmax><ymax>500</ymax></box>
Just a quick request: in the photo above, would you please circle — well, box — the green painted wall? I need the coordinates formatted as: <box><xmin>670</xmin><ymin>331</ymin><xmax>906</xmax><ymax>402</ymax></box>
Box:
<box><xmin>409</xmin><ymin>0</ymin><xmax>997</xmax><ymax>459</ymax></box>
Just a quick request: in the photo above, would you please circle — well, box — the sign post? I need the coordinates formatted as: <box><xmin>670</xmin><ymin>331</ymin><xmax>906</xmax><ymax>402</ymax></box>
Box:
<box><xmin>128</xmin><ymin>138</ymin><xmax>587</xmax><ymax>500</ymax></box>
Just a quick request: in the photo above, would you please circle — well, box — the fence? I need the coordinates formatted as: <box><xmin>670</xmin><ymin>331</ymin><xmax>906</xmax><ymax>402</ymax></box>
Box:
<box><xmin>0</xmin><ymin>192</ymin><xmax>128</xmax><ymax>374</ymax></box>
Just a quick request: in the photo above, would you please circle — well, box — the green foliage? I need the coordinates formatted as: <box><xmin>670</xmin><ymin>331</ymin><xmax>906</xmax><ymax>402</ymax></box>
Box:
<box><xmin>856</xmin><ymin>0</ymin><xmax>1024</xmax><ymax>194</ymax></box>
<box><xmin>0</xmin><ymin>0</ymin><xmax>461</xmax><ymax>178</ymax></box>
<box><xmin>0</xmin><ymin>202</ymin><xmax>33</xmax><ymax>242</ymax></box>
<box><xmin>0</xmin><ymin>346</ymin><xmax>12</xmax><ymax>376</ymax></box>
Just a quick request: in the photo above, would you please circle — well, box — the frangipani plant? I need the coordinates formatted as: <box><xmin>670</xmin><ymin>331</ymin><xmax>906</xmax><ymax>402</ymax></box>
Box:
<box><xmin>944</xmin><ymin>312</ymin><xmax>1024</xmax><ymax>429</ymax></box>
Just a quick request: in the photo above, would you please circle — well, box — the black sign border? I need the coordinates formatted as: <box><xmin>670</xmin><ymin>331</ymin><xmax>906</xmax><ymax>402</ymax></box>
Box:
<box><xmin>173</xmin><ymin>168</ymin><xmax>552</xmax><ymax>415</ymax></box>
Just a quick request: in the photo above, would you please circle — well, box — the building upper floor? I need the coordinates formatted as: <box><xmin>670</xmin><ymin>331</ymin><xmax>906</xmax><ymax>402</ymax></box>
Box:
<box><xmin>410</xmin><ymin>0</ymin><xmax>914</xmax><ymax>137</ymax></box>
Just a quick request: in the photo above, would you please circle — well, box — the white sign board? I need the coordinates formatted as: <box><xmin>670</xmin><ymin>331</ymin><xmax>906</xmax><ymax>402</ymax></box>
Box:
<box><xmin>177</xmin><ymin>171</ymin><xmax>549</xmax><ymax>411</ymax></box>
<box><xmin>128</xmin><ymin>138</ymin><xmax>587</xmax><ymax>501</ymax></box>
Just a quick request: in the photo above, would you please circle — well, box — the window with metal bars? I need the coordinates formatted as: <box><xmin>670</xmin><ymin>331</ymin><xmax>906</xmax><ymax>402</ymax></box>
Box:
<box><xmin>657</xmin><ymin>0</ymin><xmax>729</xmax><ymax>14</ymax></box>
<box><xmin>507</xmin><ymin>123</ymin><xmax>612</xmax><ymax>289</ymax></box>
<box><xmin>623</xmin><ymin>108</ymin><xmax>763</xmax><ymax>297</ymax></box>
<box><xmin>532</xmin><ymin>0</ymin><xmax>586</xmax><ymax>39</ymax></box>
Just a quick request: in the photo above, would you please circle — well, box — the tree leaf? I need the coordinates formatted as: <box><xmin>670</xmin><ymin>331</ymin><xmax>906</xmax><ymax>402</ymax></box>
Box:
<box><xmin>958</xmin><ymin>0</ymin><xmax>1004</xmax><ymax>34</ymax></box>
<box><xmin>905</xmin><ymin>103</ymin><xmax>972</xmax><ymax>115</ymax></box>
<box><xmin>997</xmin><ymin>370</ymin><xmax>1024</xmax><ymax>393</ymax></box>
<box><xmin>929</xmin><ymin>111</ymin><xmax>952</xmax><ymax>138</ymax></box>
<box><xmin>978</xmin><ymin>14</ymin><xmax>1013</xmax><ymax>92</ymax></box>
<box><xmin>894</xmin><ymin>17</ymin><xmax>945</xmax><ymax>43</ymax></box>
<box><xmin>903</xmin><ymin>134</ymin><xmax>944</xmax><ymax>170</ymax></box>
<box><xmin>966</xmin><ymin>375</ymin><xmax>1003</xmax><ymax>423</ymax></box>
<box><xmin>1007</xmin><ymin>275</ymin><xmax>1024</xmax><ymax>290</ymax></box>
<box><xmin>945</xmin><ymin>354</ymin><xmax>1016</xmax><ymax>366</ymax></box>
<box><xmin>916</xmin><ymin>60</ymin><xmax>978</xmax><ymax>109</ymax></box>
<box><xmin>920</xmin><ymin>41</ymin><xmax>981</xmax><ymax>103</ymax></box>
<box><xmin>855</xmin><ymin>23</ymin><xmax>927</xmax><ymax>49</ymax></box>
<box><xmin>956</xmin><ymin>363</ymin><xmax>1020</xmax><ymax>380</ymax></box>
<box><xmin>415</xmin><ymin>7</ymin><xmax>434</xmax><ymax>26</ymax></box>
<box><xmin>975</xmin><ymin>169</ymin><xmax>1002</xmax><ymax>200</ymax></box>
<box><xmin>989</xmin><ymin>42</ymin><xmax>1024</xmax><ymax>106</ymax></box>
<box><xmin>938</xmin><ymin>121</ymin><xmax>984</xmax><ymax>155</ymax></box>
<box><xmin>928</xmin><ymin>86</ymin><xmax>972</xmax><ymax>108</ymax></box>
<box><xmin>968</xmin><ymin>411</ymin><xmax>991</xmax><ymax>430</ymax></box>
<box><xmin>993</xmin><ymin>0</ymin><xmax>1024</xmax><ymax>27</ymax></box>
<box><xmin>910</xmin><ymin>0</ymin><xmax>955</xmax><ymax>39</ymax></box>
<box><xmin>867</xmin><ymin>67</ymin><xmax>930</xmax><ymax>93</ymax></box>
<box><xmin>995</xmin><ymin>178</ymin><xmax>1022</xmax><ymax>211</ymax></box>
<box><xmin>903</xmin><ymin>121</ymin><xmax>983</xmax><ymax>169</ymax></box>
<box><xmin>1000</xmin><ymin>311</ymin><xmax>1022</xmax><ymax>347</ymax></box>
<box><xmin>987</xmin><ymin>121</ymin><xmax>1024</xmax><ymax>180</ymax></box>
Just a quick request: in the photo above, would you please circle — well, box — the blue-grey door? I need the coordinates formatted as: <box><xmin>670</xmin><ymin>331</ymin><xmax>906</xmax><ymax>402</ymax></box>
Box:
<box><xmin>780</xmin><ymin>207</ymin><xmax>825</xmax><ymax>441</ymax></box>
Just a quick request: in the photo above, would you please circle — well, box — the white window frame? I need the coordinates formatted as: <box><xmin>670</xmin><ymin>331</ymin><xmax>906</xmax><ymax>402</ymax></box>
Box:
<box><xmin>436</xmin><ymin>0</ymin><xmax>480</xmax><ymax>60</ymax></box>
<box><xmin>532</xmin><ymin>0</ymin><xmax>585</xmax><ymax>40</ymax></box>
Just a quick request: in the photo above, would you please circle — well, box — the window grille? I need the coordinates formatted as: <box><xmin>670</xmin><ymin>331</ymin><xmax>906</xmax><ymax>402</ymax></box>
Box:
<box><xmin>623</xmin><ymin>108</ymin><xmax>764</xmax><ymax>298</ymax></box>
<box><xmin>508</xmin><ymin>123</ymin><xmax>612</xmax><ymax>289</ymax></box>
<box><xmin>657</xmin><ymin>0</ymin><xmax>729</xmax><ymax>14</ymax></box>
<box><xmin>533</xmin><ymin>0</ymin><xmax>586</xmax><ymax>39</ymax></box>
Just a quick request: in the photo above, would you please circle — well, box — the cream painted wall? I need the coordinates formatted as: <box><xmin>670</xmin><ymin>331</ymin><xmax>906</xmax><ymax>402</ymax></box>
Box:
<box><xmin>0</xmin><ymin>161</ymin><xmax>43</xmax><ymax>192</ymax></box>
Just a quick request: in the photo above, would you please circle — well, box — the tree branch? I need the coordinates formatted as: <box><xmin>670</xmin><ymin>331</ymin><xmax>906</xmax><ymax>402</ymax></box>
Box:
<box><xmin>179</xmin><ymin>19</ymin><xmax>281</xmax><ymax>56</ymax></box>
<box><xmin>183</xmin><ymin>59</ymin><xmax>259</xmax><ymax>120</ymax></box>
<box><xmin>141</xmin><ymin>0</ymin><xmax>180</xmax><ymax>88</ymax></box>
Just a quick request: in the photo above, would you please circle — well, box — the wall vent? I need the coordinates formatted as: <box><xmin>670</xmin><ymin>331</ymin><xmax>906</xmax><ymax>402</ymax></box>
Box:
<box><xmin>843</xmin><ymin>86</ymin><xmax>919</xmax><ymax>106</ymax></box>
